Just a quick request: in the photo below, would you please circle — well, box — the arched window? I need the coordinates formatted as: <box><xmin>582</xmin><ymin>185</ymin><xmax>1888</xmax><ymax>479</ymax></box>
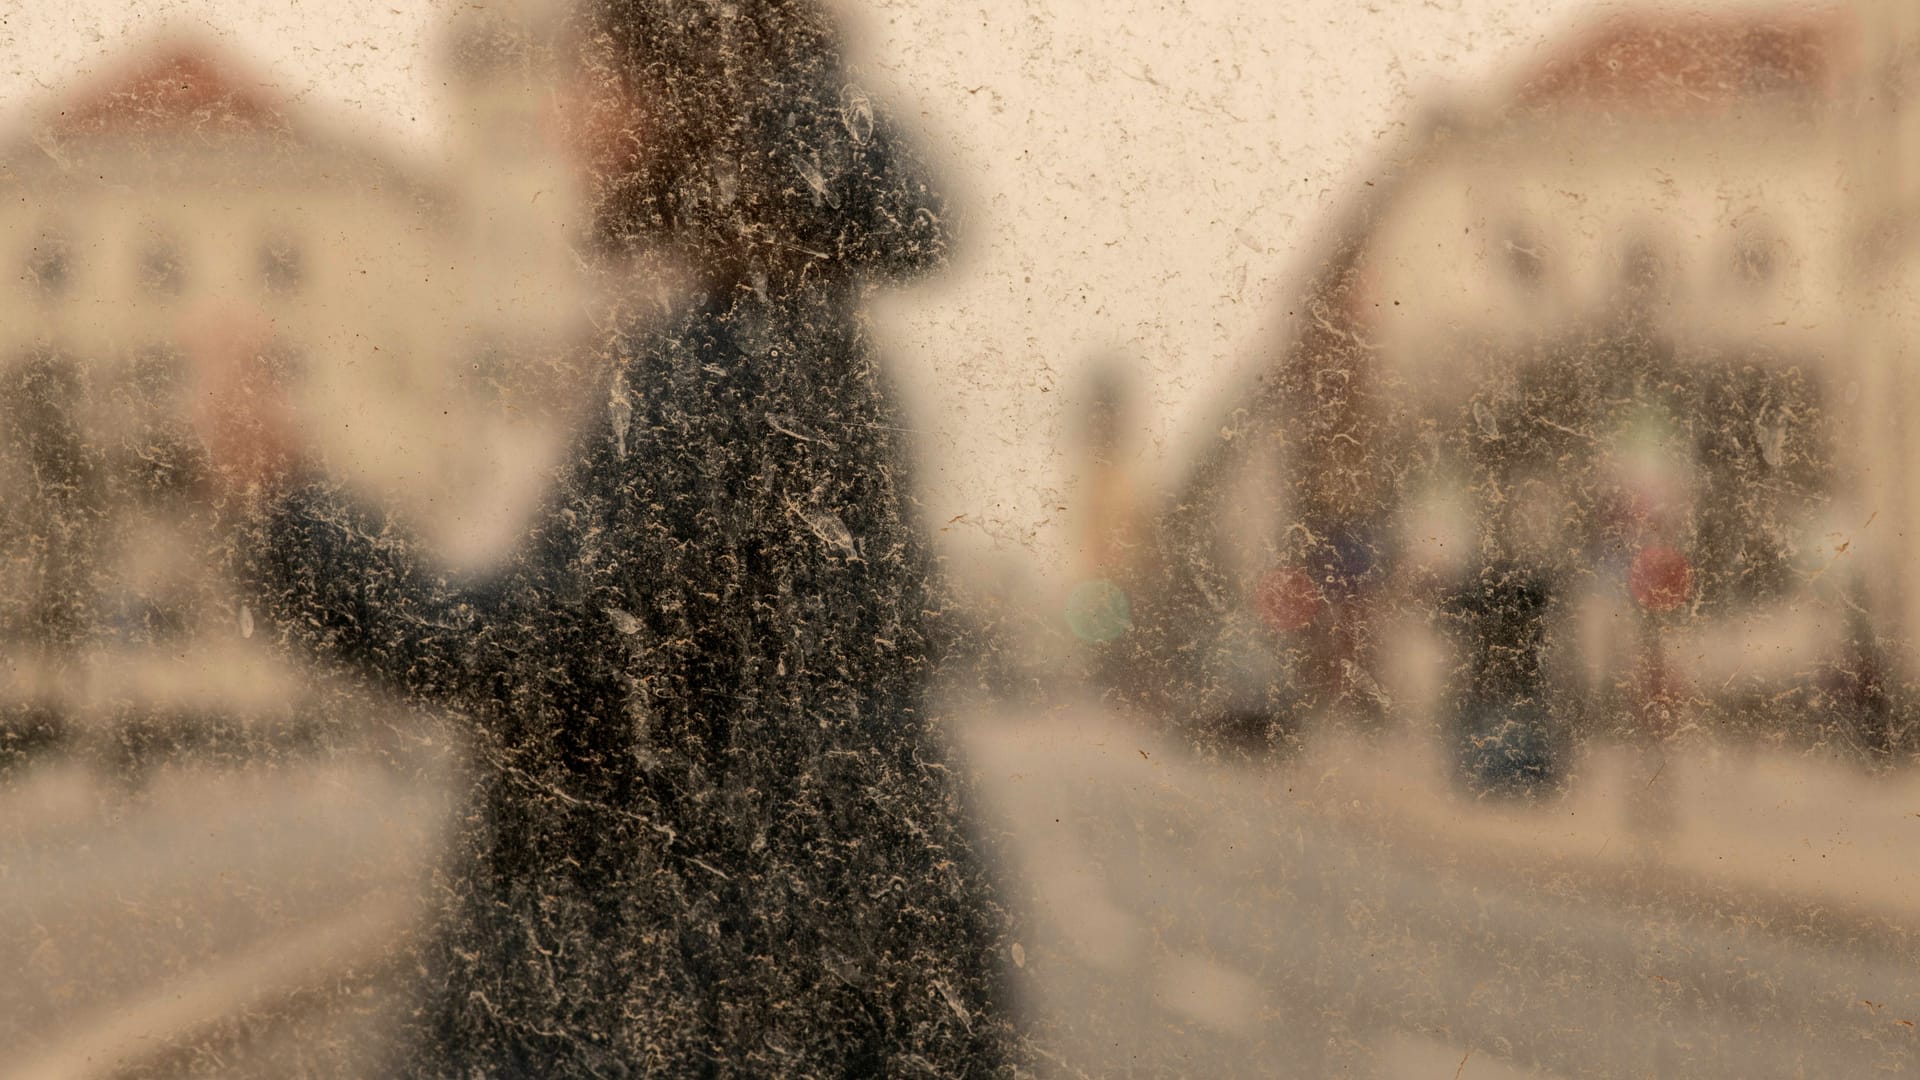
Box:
<box><xmin>1501</xmin><ymin>223</ymin><xmax>1546</xmax><ymax>293</ymax></box>
<box><xmin>1729</xmin><ymin>223</ymin><xmax>1783</xmax><ymax>290</ymax></box>
<box><xmin>138</xmin><ymin>233</ymin><xmax>186</xmax><ymax>297</ymax></box>
<box><xmin>24</xmin><ymin>229</ymin><xmax>71</xmax><ymax>299</ymax></box>
<box><xmin>1617</xmin><ymin>233</ymin><xmax>1671</xmax><ymax>313</ymax></box>
<box><xmin>260</xmin><ymin>233</ymin><xmax>305</xmax><ymax>295</ymax></box>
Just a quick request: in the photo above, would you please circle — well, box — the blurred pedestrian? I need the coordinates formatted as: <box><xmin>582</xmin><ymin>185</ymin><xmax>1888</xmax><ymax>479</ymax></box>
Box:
<box><xmin>190</xmin><ymin>0</ymin><xmax>1023</xmax><ymax>1073</ymax></box>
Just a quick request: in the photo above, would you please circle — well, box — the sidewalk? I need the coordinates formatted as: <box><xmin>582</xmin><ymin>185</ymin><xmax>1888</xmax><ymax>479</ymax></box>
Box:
<box><xmin>1301</xmin><ymin>725</ymin><xmax>1920</xmax><ymax>937</ymax></box>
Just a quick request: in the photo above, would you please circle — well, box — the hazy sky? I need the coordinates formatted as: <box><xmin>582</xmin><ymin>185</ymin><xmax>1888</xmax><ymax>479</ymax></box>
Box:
<box><xmin>0</xmin><ymin>0</ymin><xmax>1770</xmax><ymax>580</ymax></box>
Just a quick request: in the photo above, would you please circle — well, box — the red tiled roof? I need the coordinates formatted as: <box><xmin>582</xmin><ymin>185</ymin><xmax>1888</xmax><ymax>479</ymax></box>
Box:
<box><xmin>1513</xmin><ymin>7</ymin><xmax>1857</xmax><ymax>114</ymax></box>
<box><xmin>47</xmin><ymin>36</ymin><xmax>291</xmax><ymax>137</ymax></box>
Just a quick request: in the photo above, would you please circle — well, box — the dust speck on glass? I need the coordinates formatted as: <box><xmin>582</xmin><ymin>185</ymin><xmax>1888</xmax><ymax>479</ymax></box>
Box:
<box><xmin>4</xmin><ymin>2</ymin><xmax>1920</xmax><ymax>1078</ymax></box>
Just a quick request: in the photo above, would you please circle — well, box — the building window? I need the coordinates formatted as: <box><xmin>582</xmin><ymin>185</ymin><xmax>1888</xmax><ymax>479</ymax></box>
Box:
<box><xmin>445</xmin><ymin>16</ymin><xmax>532</xmax><ymax>85</ymax></box>
<box><xmin>1618</xmin><ymin>235</ymin><xmax>1669</xmax><ymax>308</ymax></box>
<box><xmin>260</xmin><ymin>340</ymin><xmax>306</xmax><ymax>391</ymax></box>
<box><xmin>1730</xmin><ymin>226</ymin><xmax>1782</xmax><ymax>290</ymax></box>
<box><xmin>25</xmin><ymin>233</ymin><xmax>70</xmax><ymax>298</ymax></box>
<box><xmin>130</xmin><ymin>345</ymin><xmax>186</xmax><ymax>401</ymax></box>
<box><xmin>1502</xmin><ymin>225</ymin><xmax>1546</xmax><ymax>292</ymax></box>
<box><xmin>122</xmin><ymin>346</ymin><xmax>199</xmax><ymax>504</ymax></box>
<box><xmin>260</xmin><ymin>234</ymin><xmax>304</xmax><ymax>294</ymax></box>
<box><xmin>138</xmin><ymin>235</ymin><xmax>186</xmax><ymax>297</ymax></box>
<box><xmin>467</xmin><ymin>338</ymin><xmax>511</xmax><ymax>401</ymax></box>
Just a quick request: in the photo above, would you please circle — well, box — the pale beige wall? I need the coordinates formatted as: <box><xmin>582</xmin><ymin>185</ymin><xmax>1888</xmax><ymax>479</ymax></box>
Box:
<box><xmin>1365</xmin><ymin>117</ymin><xmax>1853</xmax><ymax>410</ymax></box>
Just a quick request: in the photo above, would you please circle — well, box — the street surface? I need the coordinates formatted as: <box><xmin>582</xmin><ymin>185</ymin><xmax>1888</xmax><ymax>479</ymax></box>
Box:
<box><xmin>958</xmin><ymin>699</ymin><xmax>1920</xmax><ymax>1077</ymax></box>
<box><xmin>2</xmin><ymin>744</ymin><xmax>453</xmax><ymax>1079</ymax></box>
<box><xmin>5</xmin><ymin>696</ymin><xmax>1920</xmax><ymax>1077</ymax></box>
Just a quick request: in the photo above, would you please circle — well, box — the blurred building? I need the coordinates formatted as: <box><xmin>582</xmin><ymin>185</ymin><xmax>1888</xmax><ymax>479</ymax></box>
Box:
<box><xmin>1851</xmin><ymin>0</ymin><xmax>1920</xmax><ymax>674</ymax></box>
<box><xmin>0</xmin><ymin>18</ymin><xmax>590</xmax><ymax>760</ymax></box>
<box><xmin>1125</xmin><ymin>2</ymin><xmax>1920</xmax><ymax>754</ymax></box>
<box><xmin>1364</xmin><ymin>10</ymin><xmax>1855</xmax><ymax>406</ymax></box>
<box><xmin>0</xmin><ymin>40</ymin><xmax>466</xmax><ymax>494</ymax></box>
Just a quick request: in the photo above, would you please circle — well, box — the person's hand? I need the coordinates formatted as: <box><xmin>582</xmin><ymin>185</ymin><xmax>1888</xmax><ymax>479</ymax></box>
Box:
<box><xmin>177</xmin><ymin>303</ymin><xmax>301</xmax><ymax>498</ymax></box>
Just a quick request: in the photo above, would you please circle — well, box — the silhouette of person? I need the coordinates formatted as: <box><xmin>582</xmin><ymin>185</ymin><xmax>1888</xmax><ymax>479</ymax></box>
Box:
<box><xmin>191</xmin><ymin>1</ymin><xmax>1023</xmax><ymax>1073</ymax></box>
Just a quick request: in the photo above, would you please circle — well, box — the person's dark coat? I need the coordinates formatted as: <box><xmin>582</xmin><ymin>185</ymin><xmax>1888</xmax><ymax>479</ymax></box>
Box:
<box><xmin>241</xmin><ymin>100</ymin><xmax>1022</xmax><ymax>1076</ymax></box>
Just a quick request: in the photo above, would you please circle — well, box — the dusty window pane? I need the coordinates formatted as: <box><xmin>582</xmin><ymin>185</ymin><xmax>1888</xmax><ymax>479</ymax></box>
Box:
<box><xmin>5</xmin><ymin>2</ymin><xmax>1920</xmax><ymax>1078</ymax></box>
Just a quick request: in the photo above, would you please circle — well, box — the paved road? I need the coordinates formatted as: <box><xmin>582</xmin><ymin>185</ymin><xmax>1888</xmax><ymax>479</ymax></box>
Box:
<box><xmin>8</xmin><ymin>695</ymin><xmax>1920</xmax><ymax>1077</ymax></box>
<box><xmin>957</xmin><ymin>700</ymin><xmax>1920</xmax><ymax>1078</ymax></box>
<box><xmin>1</xmin><ymin>742</ymin><xmax>454</xmax><ymax>1078</ymax></box>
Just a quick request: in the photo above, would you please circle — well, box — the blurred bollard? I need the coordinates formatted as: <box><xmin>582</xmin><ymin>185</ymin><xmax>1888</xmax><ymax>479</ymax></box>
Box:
<box><xmin>1070</xmin><ymin>354</ymin><xmax>1146</xmax><ymax>701</ymax></box>
<box><xmin>1070</xmin><ymin>355</ymin><xmax>1142</xmax><ymax>595</ymax></box>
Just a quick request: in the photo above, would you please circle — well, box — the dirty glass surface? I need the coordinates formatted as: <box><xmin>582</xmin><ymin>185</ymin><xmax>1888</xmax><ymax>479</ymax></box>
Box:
<box><xmin>3</xmin><ymin>1</ymin><xmax>1919</xmax><ymax>1077</ymax></box>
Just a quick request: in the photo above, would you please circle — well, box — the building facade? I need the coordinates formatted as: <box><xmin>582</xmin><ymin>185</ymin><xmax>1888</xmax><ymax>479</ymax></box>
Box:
<box><xmin>0</xmin><ymin>21</ymin><xmax>592</xmax><ymax>757</ymax></box>
<box><xmin>1127</xmin><ymin>3</ymin><xmax>1920</xmax><ymax>757</ymax></box>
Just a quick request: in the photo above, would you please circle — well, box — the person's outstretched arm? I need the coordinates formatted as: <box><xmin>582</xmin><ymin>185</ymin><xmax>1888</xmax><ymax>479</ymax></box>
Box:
<box><xmin>184</xmin><ymin>306</ymin><xmax>575</xmax><ymax>709</ymax></box>
<box><xmin>233</xmin><ymin>475</ymin><xmax>542</xmax><ymax>707</ymax></box>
